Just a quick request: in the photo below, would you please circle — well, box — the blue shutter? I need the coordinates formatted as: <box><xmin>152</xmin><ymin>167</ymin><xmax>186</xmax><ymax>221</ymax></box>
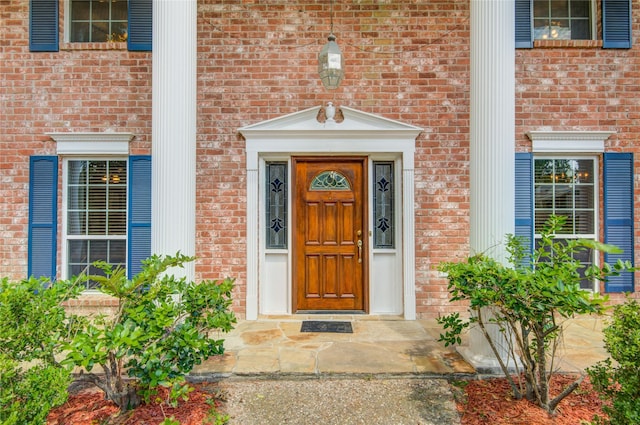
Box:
<box><xmin>603</xmin><ymin>0</ymin><xmax>632</xmax><ymax>49</ymax></box>
<box><xmin>128</xmin><ymin>156</ymin><xmax>152</xmax><ymax>278</ymax></box>
<box><xmin>128</xmin><ymin>0</ymin><xmax>152</xmax><ymax>51</ymax></box>
<box><xmin>515</xmin><ymin>153</ymin><xmax>534</xmax><ymax>265</ymax></box>
<box><xmin>29</xmin><ymin>0</ymin><xmax>59</xmax><ymax>52</ymax></box>
<box><xmin>603</xmin><ymin>153</ymin><xmax>634</xmax><ymax>292</ymax></box>
<box><xmin>28</xmin><ymin>156</ymin><xmax>58</xmax><ymax>280</ymax></box>
<box><xmin>515</xmin><ymin>0</ymin><xmax>533</xmax><ymax>48</ymax></box>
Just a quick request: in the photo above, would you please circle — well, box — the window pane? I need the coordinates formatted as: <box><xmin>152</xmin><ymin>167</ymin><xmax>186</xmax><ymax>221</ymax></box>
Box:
<box><xmin>92</xmin><ymin>0</ymin><xmax>109</xmax><ymax>20</ymax></box>
<box><xmin>71</xmin><ymin>0</ymin><xmax>90</xmax><ymax>20</ymax></box>
<box><xmin>571</xmin><ymin>20</ymin><xmax>590</xmax><ymax>39</ymax></box>
<box><xmin>110</xmin><ymin>240</ymin><xmax>127</xmax><ymax>264</ymax></box>
<box><xmin>67</xmin><ymin>186</ymin><xmax>86</xmax><ymax>210</ymax></box>
<box><xmin>71</xmin><ymin>22</ymin><xmax>90</xmax><ymax>42</ymax></box>
<box><xmin>108</xmin><ymin>211</ymin><xmax>126</xmax><ymax>234</ymax></box>
<box><xmin>266</xmin><ymin>162</ymin><xmax>287</xmax><ymax>249</ymax></box>
<box><xmin>68</xmin><ymin>240</ymin><xmax>88</xmax><ymax>264</ymax></box>
<box><xmin>575</xmin><ymin>159</ymin><xmax>594</xmax><ymax>183</ymax></box>
<box><xmin>374</xmin><ymin>162</ymin><xmax>394</xmax><ymax>249</ymax></box>
<box><xmin>535</xmin><ymin>209</ymin><xmax>553</xmax><ymax>230</ymax></box>
<box><xmin>89</xmin><ymin>240</ymin><xmax>108</xmax><ymax>262</ymax></box>
<box><xmin>88</xmin><ymin>211</ymin><xmax>107</xmax><ymax>234</ymax></box>
<box><xmin>89</xmin><ymin>186</ymin><xmax>106</xmax><ymax>210</ymax></box>
<box><xmin>112</xmin><ymin>0</ymin><xmax>128</xmax><ymax>20</ymax></box>
<box><xmin>535</xmin><ymin>185</ymin><xmax>553</xmax><ymax>208</ymax></box>
<box><xmin>67</xmin><ymin>211</ymin><xmax>87</xmax><ymax>235</ymax></box>
<box><xmin>575</xmin><ymin>185</ymin><xmax>594</xmax><ymax>209</ymax></box>
<box><xmin>92</xmin><ymin>21</ymin><xmax>110</xmax><ymax>43</ymax></box>
<box><xmin>575</xmin><ymin>210</ymin><xmax>594</xmax><ymax>233</ymax></box>
<box><xmin>554</xmin><ymin>185</ymin><xmax>573</xmax><ymax>208</ymax></box>
<box><xmin>112</xmin><ymin>22</ymin><xmax>128</xmax><ymax>41</ymax></box>
<box><xmin>68</xmin><ymin>161</ymin><xmax>86</xmax><ymax>184</ymax></box>
<box><xmin>551</xmin><ymin>1</ymin><xmax>569</xmax><ymax>17</ymax></box>
<box><xmin>570</xmin><ymin>1</ymin><xmax>590</xmax><ymax>17</ymax></box>
<box><xmin>534</xmin><ymin>159</ymin><xmax>554</xmax><ymax>182</ymax></box>
<box><xmin>534</xmin><ymin>1</ymin><xmax>550</xmax><ymax>17</ymax></box>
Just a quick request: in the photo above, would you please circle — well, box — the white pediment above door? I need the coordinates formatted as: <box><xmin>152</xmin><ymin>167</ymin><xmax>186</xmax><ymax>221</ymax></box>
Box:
<box><xmin>238</xmin><ymin>104</ymin><xmax>422</xmax><ymax>142</ymax></box>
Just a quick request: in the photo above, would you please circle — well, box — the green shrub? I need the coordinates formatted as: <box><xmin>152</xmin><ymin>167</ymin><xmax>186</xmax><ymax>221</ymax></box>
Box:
<box><xmin>437</xmin><ymin>215</ymin><xmax>632</xmax><ymax>413</ymax></box>
<box><xmin>0</xmin><ymin>276</ymin><xmax>83</xmax><ymax>424</ymax></box>
<box><xmin>63</xmin><ymin>253</ymin><xmax>237</xmax><ymax>411</ymax></box>
<box><xmin>0</xmin><ymin>355</ymin><xmax>71</xmax><ymax>425</ymax></box>
<box><xmin>588</xmin><ymin>297</ymin><xmax>640</xmax><ymax>425</ymax></box>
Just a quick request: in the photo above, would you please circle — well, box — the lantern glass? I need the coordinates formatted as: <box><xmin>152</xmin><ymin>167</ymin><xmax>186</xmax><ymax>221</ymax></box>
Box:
<box><xmin>318</xmin><ymin>34</ymin><xmax>344</xmax><ymax>89</ymax></box>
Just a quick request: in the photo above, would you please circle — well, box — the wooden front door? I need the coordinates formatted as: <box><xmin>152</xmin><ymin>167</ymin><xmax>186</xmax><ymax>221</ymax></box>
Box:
<box><xmin>293</xmin><ymin>157</ymin><xmax>368</xmax><ymax>312</ymax></box>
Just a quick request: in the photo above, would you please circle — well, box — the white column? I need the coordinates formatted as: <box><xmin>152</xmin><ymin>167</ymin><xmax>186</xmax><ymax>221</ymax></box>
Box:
<box><xmin>461</xmin><ymin>0</ymin><xmax>516</xmax><ymax>372</ymax></box>
<box><xmin>151</xmin><ymin>0</ymin><xmax>197</xmax><ymax>279</ymax></box>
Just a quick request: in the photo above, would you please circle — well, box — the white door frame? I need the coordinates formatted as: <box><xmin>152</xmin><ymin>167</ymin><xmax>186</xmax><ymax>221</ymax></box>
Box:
<box><xmin>240</xmin><ymin>105</ymin><xmax>422</xmax><ymax>320</ymax></box>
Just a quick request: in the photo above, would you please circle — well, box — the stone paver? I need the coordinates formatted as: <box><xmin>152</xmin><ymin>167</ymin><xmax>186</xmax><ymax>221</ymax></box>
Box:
<box><xmin>192</xmin><ymin>316</ymin><xmax>606</xmax><ymax>379</ymax></box>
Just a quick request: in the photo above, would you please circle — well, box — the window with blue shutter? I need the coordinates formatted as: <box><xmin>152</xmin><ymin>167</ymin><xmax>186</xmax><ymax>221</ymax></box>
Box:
<box><xmin>603</xmin><ymin>153</ymin><xmax>634</xmax><ymax>292</ymax></box>
<box><xmin>515</xmin><ymin>0</ymin><xmax>632</xmax><ymax>49</ymax></box>
<box><xmin>28</xmin><ymin>156</ymin><xmax>58</xmax><ymax>280</ymax></box>
<box><xmin>29</xmin><ymin>0</ymin><xmax>59</xmax><ymax>52</ymax></box>
<box><xmin>128</xmin><ymin>155</ymin><xmax>152</xmax><ymax>278</ymax></box>
<box><xmin>30</xmin><ymin>0</ymin><xmax>151</xmax><ymax>52</ymax></box>
<box><xmin>602</xmin><ymin>0</ymin><xmax>632</xmax><ymax>48</ymax></box>
<box><xmin>128</xmin><ymin>0</ymin><xmax>152</xmax><ymax>51</ymax></box>
<box><xmin>515</xmin><ymin>153</ymin><xmax>534</xmax><ymax>265</ymax></box>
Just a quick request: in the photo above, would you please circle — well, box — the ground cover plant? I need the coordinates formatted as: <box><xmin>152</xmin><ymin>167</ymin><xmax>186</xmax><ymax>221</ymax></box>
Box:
<box><xmin>588</xmin><ymin>297</ymin><xmax>640</xmax><ymax>424</ymax></box>
<box><xmin>437</xmin><ymin>215</ymin><xmax>633</xmax><ymax>414</ymax></box>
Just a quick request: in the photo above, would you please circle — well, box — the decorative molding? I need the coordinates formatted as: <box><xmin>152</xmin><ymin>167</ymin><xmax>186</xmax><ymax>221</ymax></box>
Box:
<box><xmin>527</xmin><ymin>131</ymin><xmax>614</xmax><ymax>153</ymax></box>
<box><xmin>49</xmin><ymin>132</ymin><xmax>133</xmax><ymax>155</ymax></box>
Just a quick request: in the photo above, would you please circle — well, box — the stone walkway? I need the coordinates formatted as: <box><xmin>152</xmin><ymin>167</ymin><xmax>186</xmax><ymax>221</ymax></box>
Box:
<box><xmin>192</xmin><ymin>315</ymin><xmax>607</xmax><ymax>378</ymax></box>
<box><xmin>189</xmin><ymin>315</ymin><xmax>608</xmax><ymax>424</ymax></box>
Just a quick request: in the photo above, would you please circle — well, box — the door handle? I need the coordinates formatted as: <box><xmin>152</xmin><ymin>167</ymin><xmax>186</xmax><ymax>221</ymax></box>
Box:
<box><xmin>357</xmin><ymin>239</ymin><xmax>363</xmax><ymax>263</ymax></box>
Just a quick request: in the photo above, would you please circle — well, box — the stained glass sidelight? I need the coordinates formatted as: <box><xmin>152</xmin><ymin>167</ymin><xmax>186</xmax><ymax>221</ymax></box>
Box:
<box><xmin>266</xmin><ymin>162</ymin><xmax>287</xmax><ymax>249</ymax></box>
<box><xmin>373</xmin><ymin>162</ymin><xmax>394</xmax><ymax>248</ymax></box>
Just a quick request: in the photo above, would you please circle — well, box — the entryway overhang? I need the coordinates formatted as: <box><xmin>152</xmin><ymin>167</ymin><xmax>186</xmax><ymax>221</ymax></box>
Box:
<box><xmin>239</xmin><ymin>105</ymin><xmax>422</xmax><ymax>320</ymax></box>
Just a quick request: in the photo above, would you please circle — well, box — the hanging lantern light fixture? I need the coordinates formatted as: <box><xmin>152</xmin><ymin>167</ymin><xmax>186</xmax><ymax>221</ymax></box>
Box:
<box><xmin>318</xmin><ymin>1</ymin><xmax>344</xmax><ymax>89</ymax></box>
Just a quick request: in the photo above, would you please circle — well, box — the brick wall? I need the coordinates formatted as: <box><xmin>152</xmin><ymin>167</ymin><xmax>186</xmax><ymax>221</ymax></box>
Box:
<box><xmin>1</xmin><ymin>1</ymin><xmax>638</xmax><ymax>318</ymax></box>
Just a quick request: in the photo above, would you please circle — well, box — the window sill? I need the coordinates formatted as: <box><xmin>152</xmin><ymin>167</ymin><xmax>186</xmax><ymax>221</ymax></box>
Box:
<box><xmin>60</xmin><ymin>42</ymin><xmax>127</xmax><ymax>51</ymax></box>
<box><xmin>533</xmin><ymin>39</ymin><xmax>603</xmax><ymax>49</ymax></box>
<box><xmin>63</xmin><ymin>293</ymin><xmax>119</xmax><ymax>308</ymax></box>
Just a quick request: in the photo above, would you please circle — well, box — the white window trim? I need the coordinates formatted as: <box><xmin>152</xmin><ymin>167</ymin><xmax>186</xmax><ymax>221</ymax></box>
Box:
<box><xmin>49</xmin><ymin>132</ymin><xmax>133</xmax><ymax>155</ymax></box>
<box><xmin>527</xmin><ymin>130</ymin><xmax>613</xmax><ymax>153</ymax></box>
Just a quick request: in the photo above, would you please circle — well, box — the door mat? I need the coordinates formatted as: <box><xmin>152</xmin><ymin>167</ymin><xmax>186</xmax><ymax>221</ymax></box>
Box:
<box><xmin>300</xmin><ymin>321</ymin><xmax>353</xmax><ymax>333</ymax></box>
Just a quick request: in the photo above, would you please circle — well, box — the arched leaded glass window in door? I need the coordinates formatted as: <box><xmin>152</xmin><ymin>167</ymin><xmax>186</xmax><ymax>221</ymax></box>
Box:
<box><xmin>309</xmin><ymin>170</ymin><xmax>351</xmax><ymax>190</ymax></box>
<box><xmin>373</xmin><ymin>161</ymin><xmax>394</xmax><ymax>248</ymax></box>
<box><xmin>266</xmin><ymin>162</ymin><xmax>287</xmax><ymax>249</ymax></box>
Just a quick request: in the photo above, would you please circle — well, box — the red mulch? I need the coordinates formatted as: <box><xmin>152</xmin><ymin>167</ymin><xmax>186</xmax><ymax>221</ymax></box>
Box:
<box><xmin>457</xmin><ymin>374</ymin><xmax>606</xmax><ymax>425</ymax></box>
<box><xmin>47</xmin><ymin>384</ymin><xmax>220</xmax><ymax>425</ymax></box>
<box><xmin>48</xmin><ymin>375</ymin><xmax>605</xmax><ymax>425</ymax></box>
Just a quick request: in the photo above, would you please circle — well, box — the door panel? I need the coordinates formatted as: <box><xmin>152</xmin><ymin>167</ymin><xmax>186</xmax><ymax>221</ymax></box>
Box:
<box><xmin>293</xmin><ymin>157</ymin><xmax>367</xmax><ymax>312</ymax></box>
